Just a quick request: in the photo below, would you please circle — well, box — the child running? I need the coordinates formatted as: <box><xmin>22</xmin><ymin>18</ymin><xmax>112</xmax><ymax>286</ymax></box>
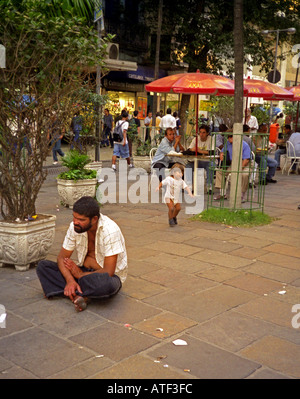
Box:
<box><xmin>156</xmin><ymin>163</ymin><xmax>193</xmax><ymax>226</ymax></box>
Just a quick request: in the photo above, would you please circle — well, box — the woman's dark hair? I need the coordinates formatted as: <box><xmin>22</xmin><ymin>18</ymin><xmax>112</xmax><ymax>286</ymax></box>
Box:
<box><xmin>73</xmin><ymin>196</ymin><xmax>100</xmax><ymax>219</ymax></box>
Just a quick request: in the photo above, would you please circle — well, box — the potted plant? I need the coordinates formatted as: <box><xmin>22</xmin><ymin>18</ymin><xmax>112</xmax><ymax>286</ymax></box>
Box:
<box><xmin>57</xmin><ymin>150</ymin><xmax>97</xmax><ymax>208</ymax></box>
<box><xmin>0</xmin><ymin>1</ymin><xmax>109</xmax><ymax>271</ymax></box>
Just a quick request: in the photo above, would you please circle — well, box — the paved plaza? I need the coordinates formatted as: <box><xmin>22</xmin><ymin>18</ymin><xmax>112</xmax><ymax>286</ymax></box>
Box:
<box><xmin>0</xmin><ymin>145</ymin><xmax>300</xmax><ymax>380</ymax></box>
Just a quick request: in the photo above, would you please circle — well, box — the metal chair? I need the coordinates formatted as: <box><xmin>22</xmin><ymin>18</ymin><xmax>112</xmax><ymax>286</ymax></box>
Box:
<box><xmin>282</xmin><ymin>141</ymin><xmax>300</xmax><ymax>175</ymax></box>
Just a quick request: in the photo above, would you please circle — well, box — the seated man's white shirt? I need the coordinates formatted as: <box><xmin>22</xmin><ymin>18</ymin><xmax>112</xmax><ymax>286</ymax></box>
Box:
<box><xmin>188</xmin><ymin>135</ymin><xmax>215</xmax><ymax>151</ymax></box>
<box><xmin>62</xmin><ymin>214</ymin><xmax>127</xmax><ymax>283</ymax></box>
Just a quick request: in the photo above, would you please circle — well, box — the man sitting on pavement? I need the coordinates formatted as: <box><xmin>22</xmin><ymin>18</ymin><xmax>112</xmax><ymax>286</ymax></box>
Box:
<box><xmin>185</xmin><ymin>124</ymin><xmax>216</xmax><ymax>194</ymax></box>
<box><xmin>36</xmin><ymin>196</ymin><xmax>127</xmax><ymax>312</ymax></box>
<box><xmin>214</xmin><ymin>134</ymin><xmax>251</xmax><ymax>202</ymax></box>
<box><xmin>151</xmin><ymin>127</ymin><xmax>184</xmax><ymax>182</ymax></box>
<box><xmin>275</xmin><ymin>124</ymin><xmax>293</xmax><ymax>170</ymax></box>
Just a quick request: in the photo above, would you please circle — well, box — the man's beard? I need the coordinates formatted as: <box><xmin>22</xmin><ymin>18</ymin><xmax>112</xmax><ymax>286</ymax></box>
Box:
<box><xmin>74</xmin><ymin>221</ymin><xmax>92</xmax><ymax>234</ymax></box>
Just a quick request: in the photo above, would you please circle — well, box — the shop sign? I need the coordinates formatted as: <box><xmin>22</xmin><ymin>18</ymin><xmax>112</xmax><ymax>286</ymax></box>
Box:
<box><xmin>103</xmin><ymin>79</ymin><xmax>144</xmax><ymax>92</ymax></box>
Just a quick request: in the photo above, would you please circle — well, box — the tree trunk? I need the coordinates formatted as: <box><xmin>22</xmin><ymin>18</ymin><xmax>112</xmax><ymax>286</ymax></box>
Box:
<box><xmin>230</xmin><ymin>0</ymin><xmax>244</xmax><ymax>209</ymax></box>
<box><xmin>179</xmin><ymin>93</ymin><xmax>191</xmax><ymax>147</ymax></box>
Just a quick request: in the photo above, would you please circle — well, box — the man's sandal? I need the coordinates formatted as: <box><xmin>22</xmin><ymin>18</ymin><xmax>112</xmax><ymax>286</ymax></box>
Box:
<box><xmin>73</xmin><ymin>296</ymin><xmax>89</xmax><ymax>312</ymax></box>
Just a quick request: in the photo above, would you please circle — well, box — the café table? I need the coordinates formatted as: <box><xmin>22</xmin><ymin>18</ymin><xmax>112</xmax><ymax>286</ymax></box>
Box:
<box><xmin>167</xmin><ymin>151</ymin><xmax>219</xmax><ymax>195</ymax></box>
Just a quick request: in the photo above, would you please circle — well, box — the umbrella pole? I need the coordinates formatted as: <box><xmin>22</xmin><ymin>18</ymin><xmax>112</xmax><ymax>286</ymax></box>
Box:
<box><xmin>295</xmin><ymin>101</ymin><xmax>299</xmax><ymax>132</ymax></box>
<box><xmin>193</xmin><ymin>94</ymin><xmax>199</xmax><ymax>195</ymax></box>
<box><xmin>244</xmin><ymin>97</ymin><xmax>248</xmax><ymax>124</ymax></box>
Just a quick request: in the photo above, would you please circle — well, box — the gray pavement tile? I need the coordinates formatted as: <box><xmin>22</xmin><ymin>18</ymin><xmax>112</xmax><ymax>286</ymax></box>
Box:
<box><xmin>244</xmin><ymin>261</ymin><xmax>300</xmax><ymax>284</ymax></box>
<box><xmin>148</xmin><ymin>334</ymin><xmax>260</xmax><ymax>379</ymax></box>
<box><xmin>86</xmin><ymin>293</ymin><xmax>161</xmax><ymax>325</ymax></box>
<box><xmin>0</xmin><ymin>328</ymin><xmax>92</xmax><ymax>378</ymax></box>
<box><xmin>12</xmin><ymin>298</ymin><xmax>106</xmax><ymax>338</ymax></box>
<box><xmin>247</xmin><ymin>367</ymin><xmax>292</xmax><ymax>379</ymax></box>
<box><xmin>236</xmin><ymin>296</ymin><xmax>295</xmax><ymax>328</ymax></box>
<box><xmin>187</xmin><ymin>310</ymin><xmax>290</xmax><ymax>352</ymax></box>
<box><xmin>70</xmin><ymin>322</ymin><xmax>159</xmax><ymax>362</ymax></box>
<box><xmin>190</xmin><ymin>249</ymin><xmax>255</xmax><ymax>269</ymax></box>
<box><xmin>0</xmin><ymin>280</ymin><xmax>41</xmax><ymax>311</ymax></box>
<box><xmin>0</xmin><ymin>365</ymin><xmax>38</xmax><ymax>379</ymax></box>
<box><xmin>256</xmin><ymin>252</ymin><xmax>300</xmax><ymax>270</ymax></box>
<box><xmin>49</xmin><ymin>356</ymin><xmax>114</xmax><ymax>379</ymax></box>
<box><xmin>0</xmin><ymin>312</ymin><xmax>33</xmax><ymax>338</ymax></box>
<box><xmin>240</xmin><ymin>335</ymin><xmax>300</xmax><ymax>379</ymax></box>
<box><xmin>224</xmin><ymin>273</ymin><xmax>283</xmax><ymax>295</ymax></box>
<box><xmin>141</xmin><ymin>268</ymin><xmax>218</xmax><ymax>293</ymax></box>
<box><xmin>141</xmin><ymin>253</ymin><xmax>212</xmax><ymax>274</ymax></box>
<box><xmin>144</xmin><ymin>285</ymin><xmax>256</xmax><ymax>323</ymax></box>
<box><xmin>91</xmin><ymin>354</ymin><xmax>193</xmax><ymax>379</ymax></box>
<box><xmin>122</xmin><ymin>275</ymin><xmax>168</xmax><ymax>300</ymax></box>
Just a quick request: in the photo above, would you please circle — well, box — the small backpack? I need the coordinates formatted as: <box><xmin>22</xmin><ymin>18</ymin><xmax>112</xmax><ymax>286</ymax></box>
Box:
<box><xmin>112</xmin><ymin>121</ymin><xmax>126</xmax><ymax>142</ymax></box>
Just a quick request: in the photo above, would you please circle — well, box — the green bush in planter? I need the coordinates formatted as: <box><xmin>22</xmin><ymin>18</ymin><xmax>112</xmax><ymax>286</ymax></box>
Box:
<box><xmin>57</xmin><ymin>150</ymin><xmax>97</xmax><ymax>181</ymax></box>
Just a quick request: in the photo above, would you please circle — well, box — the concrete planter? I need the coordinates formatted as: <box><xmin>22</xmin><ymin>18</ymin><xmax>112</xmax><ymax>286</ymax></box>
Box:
<box><xmin>57</xmin><ymin>178</ymin><xmax>98</xmax><ymax>208</ymax></box>
<box><xmin>0</xmin><ymin>214</ymin><xmax>56</xmax><ymax>271</ymax></box>
<box><xmin>132</xmin><ymin>156</ymin><xmax>151</xmax><ymax>173</ymax></box>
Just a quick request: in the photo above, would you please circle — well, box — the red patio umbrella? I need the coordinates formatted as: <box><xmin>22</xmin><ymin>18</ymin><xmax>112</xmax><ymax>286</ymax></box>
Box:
<box><xmin>285</xmin><ymin>85</ymin><xmax>300</xmax><ymax>131</ymax></box>
<box><xmin>145</xmin><ymin>70</ymin><xmax>248</xmax><ymax>155</ymax></box>
<box><xmin>285</xmin><ymin>85</ymin><xmax>300</xmax><ymax>101</ymax></box>
<box><xmin>243</xmin><ymin>78</ymin><xmax>294</xmax><ymax>101</ymax></box>
<box><xmin>145</xmin><ymin>71</ymin><xmax>246</xmax><ymax>96</ymax></box>
<box><xmin>243</xmin><ymin>78</ymin><xmax>294</xmax><ymax>124</ymax></box>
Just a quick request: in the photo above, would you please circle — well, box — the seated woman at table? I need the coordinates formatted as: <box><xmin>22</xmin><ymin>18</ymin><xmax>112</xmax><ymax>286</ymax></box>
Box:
<box><xmin>151</xmin><ymin>127</ymin><xmax>184</xmax><ymax>182</ymax></box>
<box><xmin>185</xmin><ymin>124</ymin><xmax>216</xmax><ymax>194</ymax></box>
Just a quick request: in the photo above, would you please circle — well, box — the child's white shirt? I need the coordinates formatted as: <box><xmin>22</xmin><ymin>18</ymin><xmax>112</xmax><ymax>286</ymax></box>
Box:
<box><xmin>161</xmin><ymin>176</ymin><xmax>187</xmax><ymax>204</ymax></box>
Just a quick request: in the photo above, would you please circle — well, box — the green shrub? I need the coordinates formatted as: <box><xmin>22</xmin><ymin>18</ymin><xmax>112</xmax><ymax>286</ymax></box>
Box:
<box><xmin>57</xmin><ymin>150</ymin><xmax>96</xmax><ymax>181</ymax></box>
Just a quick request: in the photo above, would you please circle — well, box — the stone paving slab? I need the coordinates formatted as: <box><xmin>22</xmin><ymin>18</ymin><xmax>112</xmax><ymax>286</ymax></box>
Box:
<box><xmin>240</xmin><ymin>335</ymin><xmax>300</xmax><ymax>379</ymax></box>
<box><xmin>0</xmin><ymin>162</ymin><xmax>299</xmax><ymax>380</ymax></box>
<box><xmin>148</xmin><ymin>334</ymin><xmax>260</xmax><ymax>379</ymax></box>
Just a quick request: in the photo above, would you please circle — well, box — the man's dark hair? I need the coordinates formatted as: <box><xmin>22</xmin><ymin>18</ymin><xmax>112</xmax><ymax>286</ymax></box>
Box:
<box><xmin>199</xmin><ymin>124</ymin><xmax>210</xmax><ymax>134</ymax></box>
<box><xmin>73</xmin><ymin>196</ymin><xmax>100</xmax><ymax>219</ymax></box>
<box><xmin>219</xmin><ymin>124</ymin><xmax>228</xmax><ymax>133</ymax></box>
<box><xmin>166</xmin><ymin>108</ymin><xmax>172</xmax><ymax>114</ymax></box>
<box><xmin>133</xmin><ymin>110</ymin><xmax>138</xmax><ymax>117</ymax></box>
<box><xmin>121</xmin><ymin>110</ymin><xmax>128</xmax><ymax>118</ymax></box>
<box><xmin>243</xmin><ymin>124</ymin><xmax>250</xmax><ymax>132</ymax></box>
<box><xmin>284</xmin><ymin>124</ymin><xmax>291</xmax><ymax>130</ymax></box>
<box><xmin>165</xmin><ymin>127</ymin><xmax>174</xmax><ymax>135</ymax></box>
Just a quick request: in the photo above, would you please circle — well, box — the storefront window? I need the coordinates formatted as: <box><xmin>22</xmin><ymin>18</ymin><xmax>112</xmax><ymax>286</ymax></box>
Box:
<box><xmin>106</xmin><ymin>91</ymin><xmax>136</xmax><ymax>117</ymax></box>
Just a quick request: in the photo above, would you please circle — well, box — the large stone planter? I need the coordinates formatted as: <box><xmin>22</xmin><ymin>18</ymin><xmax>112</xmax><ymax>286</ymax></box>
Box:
<box><xmin>0</xmin><ymin>214</ymin><xmax>56</xmax><ymax>271</ymax></box>
<box><xmin>132</xmin><ymin>156</ymin><xmax>151</xmax><ymax>173</ymax></box>
<box><xmin>57</xmin><ymin>178</ymin><xmax>98</xmax><ymax>208</ymax></box>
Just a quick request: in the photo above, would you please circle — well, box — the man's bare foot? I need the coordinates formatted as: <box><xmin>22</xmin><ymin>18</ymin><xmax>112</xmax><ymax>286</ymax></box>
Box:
<box><xmin>73</xmin><ymin>296</ymin><xmax>89</xmax><ymax>312</ymax></box>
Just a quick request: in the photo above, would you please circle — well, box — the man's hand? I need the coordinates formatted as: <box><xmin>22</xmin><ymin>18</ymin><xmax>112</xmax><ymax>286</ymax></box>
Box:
<box><xmin>64</xmin><ymin>280</ymin><xmax>82</xmax><ymax>301</ymax></box>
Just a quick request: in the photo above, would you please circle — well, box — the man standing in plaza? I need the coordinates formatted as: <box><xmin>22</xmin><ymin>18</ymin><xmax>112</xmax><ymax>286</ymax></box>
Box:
<box><xmin>103</xmin><ymin>108</ymin><xmax>114</xmax><ymax>148</ymax></box>
<box><xmin>160</xmin><ymin>108</ymin><xmax>176</xmax><ymax>133</ymax></box>
<box><xmin>36</xmin><ymin>196</ymin><xmax>127</xmax><ymax>312</ymax></box>
<box><xmin>245</xmin><ymin>108</ymin><xmax>258</xmax><ymax>133</ymax></box>
<box><xmin>144</xmin><ymin>111</ymin><xmax>152</xmax><ymax>142</ymax></box>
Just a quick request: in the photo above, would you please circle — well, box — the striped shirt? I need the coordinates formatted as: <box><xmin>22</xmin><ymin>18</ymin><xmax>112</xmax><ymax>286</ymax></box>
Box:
<box><xmin>62</xmin><ymin>214</ymin><xmax>127</xmax><ymax>283</ymax></box>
